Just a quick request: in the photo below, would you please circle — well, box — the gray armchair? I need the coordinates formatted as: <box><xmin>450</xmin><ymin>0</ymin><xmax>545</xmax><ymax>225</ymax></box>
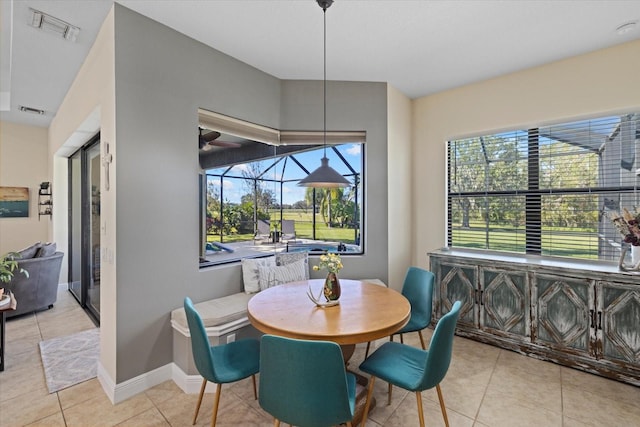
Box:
<box><xmin>3</xmin><ymin>252</ymin><xmax>63</xmax><ymax>318</ymax></box>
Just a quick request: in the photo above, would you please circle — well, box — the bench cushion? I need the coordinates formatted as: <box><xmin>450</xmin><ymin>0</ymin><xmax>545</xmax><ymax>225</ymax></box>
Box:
<box><xmin>172</xmin><ymin>292</ymin><xmax>253</xmax><ymax>329</ymax></box>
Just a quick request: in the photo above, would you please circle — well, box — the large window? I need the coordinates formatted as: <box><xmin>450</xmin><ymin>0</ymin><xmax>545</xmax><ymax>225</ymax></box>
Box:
<box><xmin>197</xmin><ymin>110</ymin><xmax>364</xmax><ymax>266</ymax></box>
<box><xmin>447</xmin><ymin>112</ymin><xmax>640</xmax><ymax>261</ymax></box>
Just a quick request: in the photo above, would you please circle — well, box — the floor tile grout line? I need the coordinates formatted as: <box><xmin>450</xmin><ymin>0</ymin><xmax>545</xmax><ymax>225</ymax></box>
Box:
<box><xmin>472</xmin><ymin>347</ymin><xmax>502</xmax><ymax>424</ymax></box>
<box><xmin>560</xmin><ymin>366</ymin><xmax>565</xmax><ymax>427</ymax></box>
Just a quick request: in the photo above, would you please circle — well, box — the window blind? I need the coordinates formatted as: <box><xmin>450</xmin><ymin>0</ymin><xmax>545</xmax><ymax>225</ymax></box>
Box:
<box><xmin>447</xmin><ymin>113</ymin><xmax>640</xmax><ymax>261</ymax></box>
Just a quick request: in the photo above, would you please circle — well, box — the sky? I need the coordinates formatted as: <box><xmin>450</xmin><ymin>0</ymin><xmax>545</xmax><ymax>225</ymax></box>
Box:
<box><xmin>206</xmin><ymin>143</ymin><xmax>362</xmax><ymax>205</ymax></box>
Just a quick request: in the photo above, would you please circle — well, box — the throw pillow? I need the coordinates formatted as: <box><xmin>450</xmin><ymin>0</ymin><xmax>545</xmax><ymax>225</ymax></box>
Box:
<box><xmin>275</xmin><ymin>251</ymin><xmax>309</xmax><ymax>279</ymax></box>
<box><xmin>258</xmin><ymin>258</ymin><xmax>307</xmax><ymax>291</ymax></box>
<box><xmin>18</xmin><ymin>242</ymin><xmax>42</xmax><ymax>259</ymax></box>
<box><xmin>241</xmin><ymin>256</ymin><xmax>276</xmax><ymax>294</ymax></box>
<box><xmin>36</xmin><ymin>242</ymin><xmax>57</xmax><ymax>258</ymax></box>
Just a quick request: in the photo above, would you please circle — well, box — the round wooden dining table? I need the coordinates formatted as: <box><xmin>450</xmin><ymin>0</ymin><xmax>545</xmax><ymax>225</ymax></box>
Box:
<box><xmin>248</xmin><ymin>279</ymin><xmax>410</xmax><ymax>425</ymax></box>
<box><xmin>247</xmin><ymin>279</ymin><xmax>410</xmax><ymax>355</ymax></box>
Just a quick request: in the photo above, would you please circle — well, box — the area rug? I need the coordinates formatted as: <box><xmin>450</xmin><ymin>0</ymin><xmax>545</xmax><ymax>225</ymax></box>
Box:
<box><xmin>39</xmin><ymin>328</ymin><xmax>100</xmax><ymax>393</ymax></box>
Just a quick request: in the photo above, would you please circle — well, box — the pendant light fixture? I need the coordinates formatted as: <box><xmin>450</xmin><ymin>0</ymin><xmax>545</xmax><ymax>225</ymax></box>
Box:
<box><xmin>298</xmin><ymin>0</ymin><xmax>351</xmax><ymax>188</ymax></box>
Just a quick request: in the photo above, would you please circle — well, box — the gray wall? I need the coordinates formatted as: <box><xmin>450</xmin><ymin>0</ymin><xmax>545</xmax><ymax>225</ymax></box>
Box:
<box><xmin>281</xmin><ymin>80</ymin><xmax>389</xmax><ymax>281</ymax></box>
<box><xmin>112</xmin><ymin>5</ymin><xmax>388</xmax><ymax>382</ymax></box>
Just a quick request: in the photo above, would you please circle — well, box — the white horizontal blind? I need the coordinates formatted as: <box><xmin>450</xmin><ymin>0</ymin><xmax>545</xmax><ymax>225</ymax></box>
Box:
<box><xmin>447</xmin><ymin>113</ymin><xmax>640</xmax><ymax>261</ymax></box>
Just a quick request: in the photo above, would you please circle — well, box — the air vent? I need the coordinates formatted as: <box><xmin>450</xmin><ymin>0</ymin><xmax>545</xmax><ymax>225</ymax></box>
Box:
<box><xmin>28</xmin><ymin>8</ymin><xmax>80</xmax><ymax>42</ymax></box>
<box><xmin>19</xmin><ymin>105</ymin><xmax>45</xmax><ymax>115</ymax></box>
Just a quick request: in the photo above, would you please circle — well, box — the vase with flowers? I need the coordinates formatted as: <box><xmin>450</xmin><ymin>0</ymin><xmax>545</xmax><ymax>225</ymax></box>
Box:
<box><xmin>313</xmin><ymin>253</ymin><xmax>343</xmax><ymax>301</ymax></box>
<box><xmin>608</xmin><ymin>207</ymin><xmax>640</xmax><ymax>270</ymax></box>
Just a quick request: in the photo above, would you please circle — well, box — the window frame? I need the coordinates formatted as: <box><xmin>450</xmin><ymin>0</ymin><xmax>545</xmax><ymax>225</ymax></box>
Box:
<box><xmin>446</xmin><ymin>112</ymin><xmax>640</xmax><ymax>262</ymax></box>
<box><xmin>198</xmin><ymin>110</ymin><xmax>365</xmax><ymax>268</ymax></box>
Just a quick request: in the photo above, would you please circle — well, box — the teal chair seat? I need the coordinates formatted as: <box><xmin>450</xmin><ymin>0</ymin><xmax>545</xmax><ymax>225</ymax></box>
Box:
<box><xmin>359</xmin><ymin>301</ymin><xmax>462</xmax><ymax>427</ymax></box>
<box><xmin>259</xmin><ymin>334</ymin><xmax>356</xmax><ymax>427</ymax></box>
<box><xmin>365</xmin><ymin>342</ymin><xmax>429</xmax><ymax>390</ymax></box>
<box><xmin>184</xmin><ymin>297</ymin><xmax>260</xmax><ymax>427</ymax></box>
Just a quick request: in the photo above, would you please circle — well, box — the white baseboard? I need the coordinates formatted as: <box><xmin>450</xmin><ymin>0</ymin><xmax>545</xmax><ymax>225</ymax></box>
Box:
<box><xmin>172</xmin><ymin>363</ymin><xmax>217</xmax><ymax>394</ymax></box>
<box><xmin>97</xmin><ymin>361</ymin><xmax>174</xmax><ymax>404</ymax></box>
<box><xmin>97</xmin><ymin>362</ymin><xmax>116</xmax><ymax>403</ymax></box>
<box><xmin>97</xmin><ymin>361</ymin><xmax>215</xmax><ymax>403</ymax></box>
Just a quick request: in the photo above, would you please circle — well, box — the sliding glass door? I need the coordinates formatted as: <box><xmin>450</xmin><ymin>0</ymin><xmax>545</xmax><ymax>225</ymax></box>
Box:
<box><xmin>68</xmin><ymin>135</ymin><xmax>101</xmax><ymax>323</ymax></box>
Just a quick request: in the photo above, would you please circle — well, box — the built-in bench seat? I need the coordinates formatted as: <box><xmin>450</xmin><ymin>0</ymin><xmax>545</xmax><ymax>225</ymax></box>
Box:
<box><xmin>170</xmin><ymin>278</ymin><xmax>387</xmax><ymax>386</ymax></box>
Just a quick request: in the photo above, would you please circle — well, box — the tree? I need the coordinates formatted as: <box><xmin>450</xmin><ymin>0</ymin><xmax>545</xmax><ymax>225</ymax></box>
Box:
<box><xmin>240</xmin><ymin>163</ymin><xmax>276</xmax><ymax>225</ymax></box>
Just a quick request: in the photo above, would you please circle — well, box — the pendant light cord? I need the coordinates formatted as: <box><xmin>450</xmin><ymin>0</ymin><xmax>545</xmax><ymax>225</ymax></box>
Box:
<box><xmin>323</xmin><ymin>6</ymin><xmax>327</xmax><ymax>157</ymax></box>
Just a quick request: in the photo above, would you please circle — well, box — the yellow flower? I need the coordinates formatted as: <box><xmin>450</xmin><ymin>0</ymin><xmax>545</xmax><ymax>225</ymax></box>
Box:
<box><xmin>313</xmin><ymin>253</ymin><xmax>343</xmax><ymax>274</ymax></box>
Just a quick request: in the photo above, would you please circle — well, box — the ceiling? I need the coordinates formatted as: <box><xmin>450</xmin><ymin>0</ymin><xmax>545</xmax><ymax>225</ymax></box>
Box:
<box><xmin>1</xmin><ymin>0</ymin><xmax>639</xmax><ymax>129</ymax></box>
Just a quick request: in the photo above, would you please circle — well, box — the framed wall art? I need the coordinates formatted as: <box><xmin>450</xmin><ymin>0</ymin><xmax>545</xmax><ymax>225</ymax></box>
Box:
<box><xmin>0</xmin><ymin>186</ymin><xmax>29</xmax><ymax>218</ymax></box>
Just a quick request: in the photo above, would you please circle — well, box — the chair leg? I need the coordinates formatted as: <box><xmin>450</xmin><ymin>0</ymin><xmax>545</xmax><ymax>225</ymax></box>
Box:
<box><xmin>346</xmin><ymin>422</ymin><xmax>353</xmax><ymax>426</ymax></box>
<box><xmin>388</xmin><ymin>382</ymin><xmax>393</xmax><ymax>405</ymax></box>
<box><xmin>418</xmin><ymin>330</ymin><xmax>426</xmax><ymax>350</ymax></box>
<box><xmin>400</xmin><ymin>333</ymin><xmax>404</xmax><ymax>344</ymax></box>
<box><xmin>252</xmin><ymin>374</ymin><xmax>257</xmax><ymax>399</ymax></box>
<box><xmin>365</xmin><ymin>341</ymin><xmax>371</xmax><ymax>358</ymax></box>
<box><xmin>361</xmin><ymin>376</ymin><xmax>376</xmax><ymax>427</ymax></box>
<box><xmin>436</xmin><ymin>384</ymin><xmax>450</xmax><ymax>427</ymax></box>
<box><xmin>193</xmin><ymin>378</ymin><xmax>207</xmax><ymax>425</ymax></box>
<box><xmin>415</xmin><ymin>391</ymin><xmax>425</xmax><ymax>427</ymax></box>
<box><xmin>210</xmin><ymin>383</ymin><xmax>222</xmax><ymax>427</ymax></box>
<box><xmin>273</xmin><ymin>420</ymin><xmax>280</xmax><ymax>427</ymax></box>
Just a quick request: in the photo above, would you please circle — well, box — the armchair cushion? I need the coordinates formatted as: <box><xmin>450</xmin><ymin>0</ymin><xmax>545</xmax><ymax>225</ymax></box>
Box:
<box><xmin>36</xmin><ymin>242</ymin><xmax>57</xmax><ymax>258</ymax></box>
<box><xmin>17</xmin><ymin>242</ymin><xmax>42</xmax><ymax>259</ymax></box>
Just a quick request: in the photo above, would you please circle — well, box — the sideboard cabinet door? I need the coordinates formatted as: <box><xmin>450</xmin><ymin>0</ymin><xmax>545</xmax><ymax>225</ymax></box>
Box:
<box><xmin>480</xmin><ymin>267</ymin><xmax>529</xmax><ymax>340</ymax></box>
<box><xmin>597</xmin><ymin>281</ymin><xmax>640</xmax><ymax>370</ymax></box>
<box><xmin>532</xmin><ymin>272</ymin><xmax>592</xmax><ymax>357</ymax></box>
<box><xmin>433</xmin><ymin>258</ymin><xmax>478</xmax><ymax>329</ymax></box>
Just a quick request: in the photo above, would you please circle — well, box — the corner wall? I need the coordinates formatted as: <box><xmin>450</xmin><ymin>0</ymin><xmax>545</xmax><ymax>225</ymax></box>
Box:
<box><xmin>413</xmin><ymin>39</ymin><xmax>640</xmax><ymax>269</ymax></box>
<box><xmin>386</xmin><ymin>86</ymin><xmax>412</xmax><ymax>289</ymax></box>
<box><xmin>49</xmin><ymin>7</ymin><xmax>116</xmax><ymax>383</ymax></box>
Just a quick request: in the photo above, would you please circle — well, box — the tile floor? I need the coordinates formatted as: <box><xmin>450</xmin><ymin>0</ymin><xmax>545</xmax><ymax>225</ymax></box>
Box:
<box><xmin>1</xmin><ymin>287</ymin><xmax>640</xmax><ymax>426</ymax></box>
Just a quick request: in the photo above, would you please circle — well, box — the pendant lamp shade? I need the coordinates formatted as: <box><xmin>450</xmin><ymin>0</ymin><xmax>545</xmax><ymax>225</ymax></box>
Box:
<box><xmin>298</xmin><ymin>0</ymin><xmax>351</xmax><ymax>188</ymax></box>
<box><xmin>298</xmin><ymin>156</ymin><xmax>351</xmax><ymax>188</ymax></box>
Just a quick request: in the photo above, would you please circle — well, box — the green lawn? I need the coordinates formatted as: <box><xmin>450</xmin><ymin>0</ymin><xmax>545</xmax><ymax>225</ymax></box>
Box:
<box><xmin>208</xmin><ymin>209</ymin><xmax>358</xmax><ymax>244</ymax></box>
<box><xmin>451</xmin><ymin>226</ymin><xmax>599</xmax><ymax>259</ymax></box>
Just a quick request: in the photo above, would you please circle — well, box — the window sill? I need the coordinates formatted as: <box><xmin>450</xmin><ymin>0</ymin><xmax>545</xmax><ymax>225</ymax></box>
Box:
<box><xmin>429</xmin><ymin>247</ymin><xmax>636</xmax><ymax>277</ymax></box>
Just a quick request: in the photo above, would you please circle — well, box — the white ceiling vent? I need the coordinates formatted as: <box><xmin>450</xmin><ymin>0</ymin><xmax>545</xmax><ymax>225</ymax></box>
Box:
<box><xmin>28</xmin><ymin>8</ymin><xmax>80</xmax><ymax>42</ymax></box>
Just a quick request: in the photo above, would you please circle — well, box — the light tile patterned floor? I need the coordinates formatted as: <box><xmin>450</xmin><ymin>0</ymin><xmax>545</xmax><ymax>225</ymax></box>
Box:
<box><xmin>1</xmin><ymin>287</ymin><xmax>640</xmax><ymax>426</ymax></box>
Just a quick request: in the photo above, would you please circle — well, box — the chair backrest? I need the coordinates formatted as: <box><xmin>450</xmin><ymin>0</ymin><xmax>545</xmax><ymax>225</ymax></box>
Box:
<box><xmin>257</xmin><ymin>219</ymin><xmax>270</xmax><ymax>235</ymax></box>
<box><xmin>281</xmin><ymin>219</ymin><xmax>295</xmax><ymax>235</ymax></box>
<box><xmin>401</xmin><ymin>266</ymin><xmax>435</xmax><ymax>329</ymax></box>
<box><xmin>418</xmin><ymin>300</ymin><xmax>461</xmax><ymax>390</ymax></box>
<box><xmin>184</xmin><ymin>297</ymin><xmax>217</xmax><ymax>381</ymax></box>
<box><xmin>259</xmin><ymin>335</ymin><xmax>354</xmax><ymax>427</ymax></box>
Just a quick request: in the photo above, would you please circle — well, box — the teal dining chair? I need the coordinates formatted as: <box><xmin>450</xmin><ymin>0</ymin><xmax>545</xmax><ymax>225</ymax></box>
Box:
<box><xmin>183</xmin><ymin>297</ymin><xmax>260</xmax><ymax>427</ymax></box>
<box><xmin>359</xmin><ymin>300</ymin><xmax>462</xmax><ymax>427</ymax></box>
<box><xmin>365</xmin><ymin>266</ymin><xmax>435</xmax><ymax>358</ymax></box>
<box><xmin>259</xmin><ymin>334</ymin><xmax>356</xmax><ymax>427</ymax></box>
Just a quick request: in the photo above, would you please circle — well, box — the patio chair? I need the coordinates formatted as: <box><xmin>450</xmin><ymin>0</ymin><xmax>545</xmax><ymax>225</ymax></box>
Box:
<box><xmin>280</xmin><ymin>219</ymin><xmax>296</xmax><ymax>242</ymax></box>
<box><xmin>254</xmin><ymin>219</ymin><xmax>271</xmax><ymax>245</ymax></box>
